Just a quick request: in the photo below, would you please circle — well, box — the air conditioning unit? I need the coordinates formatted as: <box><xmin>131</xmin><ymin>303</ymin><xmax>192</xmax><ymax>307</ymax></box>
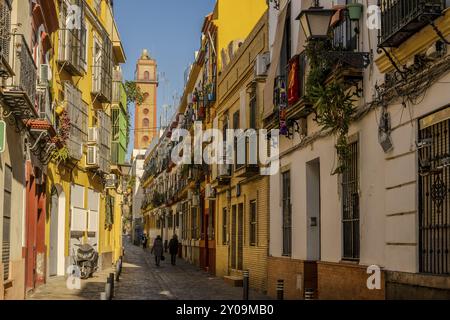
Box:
<box><xmin>88</xmin><ymin>127</ymin><xmax>99</xmax><ymax>143</ymax></box>
<box><xmin>86</xmin><ymin>145</ymin><xmax>100</xmax><ymax>167</ymax></box>
<box><xmin>105</xmin><ymin>174</ymin><xmax>118</xmax><ymax>189</ymax></box>
<box><xmin>192</xmin><ymin>194</ymin><xmax>200</xmax><ymax>207</ymax></box>
<box><xmin>255</xmin><ymin>52</ymin><xmax>270</xmax><ymax>76</ymax></box>
<box><xmin>38</xmin><ymin>64</ymin><xmax>50</xmax><ymax>86</ymax></box>
<box><xmin>206</xmin><ymin>184</ymin><xmax>216</xmax><ymax>199</ymax></box>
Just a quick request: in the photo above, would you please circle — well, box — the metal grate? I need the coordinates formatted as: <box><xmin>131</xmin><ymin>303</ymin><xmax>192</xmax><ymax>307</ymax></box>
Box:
<box><xmin>342</xmin><ymin>141</ymin><xmax>360</xmax><ymax>261</ymax></box>
<box><xmin>378</xmin><ymin>0</ymin><xmax>445</xmax><ymax>47</ymax></box>
<box><xmin>238</xmin><ymin>203</ymin><xmax>244</xmax><ymax>270</ymax></box>
<box><xmin>231</xmin><ymin>205</ymin><xmax>237</xmax><ymax>269</ymax></box>
<box><xmin>418</xmin><ymin>113</ymin><xmax>450</xmax><ymax>274</ymax></box>
<box><xmin>282</xmin><ymin>171</ymin><xmax>292</xmax><ymax>256</ymax></box>
<box><xmin>0</xmin><ymin>0</ymin><xmax>11</xmax><ymax>63</ymax></box>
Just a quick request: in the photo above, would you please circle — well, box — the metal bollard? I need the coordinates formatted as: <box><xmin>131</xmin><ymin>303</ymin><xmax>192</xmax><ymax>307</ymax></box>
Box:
<box><xmin>243</xmin><ymin>270</ymin><xmax>249</xmax><ymax>300</ymax></box>
<box><xmin>100</xmin><ymin>292</ymin><xmax>107</xmax><ymax>300</ymax></box>
<box><xmin>276</xmin><ymin>280</ymin><xmax>284</xmax><ymax>300</ymax></box>
<box><xmin>304</xmin><ymin>288</ymin><xmax>315</xmax><ymax>300</ymax></box>
<box><xmin>105</xmin><ymin>282</ymin><xmax>112</xmax><ymax>300</ymax></box>
<box><xmin>108</xmin><ymin>273</ymin><xmax>115</xmax><ymax>299</ymax></box>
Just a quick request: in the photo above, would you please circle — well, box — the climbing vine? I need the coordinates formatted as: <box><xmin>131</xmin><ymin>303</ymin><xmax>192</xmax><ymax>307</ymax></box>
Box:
<box><xmin>305</xmin><ymin>40</ymin><xmax>356</xmax><ymax>175</ymax></box>
<box><xmin>124</xmin><ymin>80</ymin><xmax>145</xmax><ymax>147</ymax></box>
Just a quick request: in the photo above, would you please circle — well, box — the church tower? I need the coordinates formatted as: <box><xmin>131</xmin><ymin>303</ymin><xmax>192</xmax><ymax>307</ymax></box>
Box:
<box><xmin>134</xmin><ymin>49</ymin><xmax>158</xmax><ymax>150</ymax></box>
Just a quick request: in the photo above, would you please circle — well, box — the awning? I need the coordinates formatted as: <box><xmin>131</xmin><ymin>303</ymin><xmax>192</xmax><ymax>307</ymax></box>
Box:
<box><xmin>262</xmin><ymin>3</ymin><xmax>289</xmax><ymax>120</ymax></box>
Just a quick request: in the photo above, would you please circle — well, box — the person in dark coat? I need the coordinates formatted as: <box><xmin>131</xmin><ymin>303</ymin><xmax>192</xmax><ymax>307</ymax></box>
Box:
<box><xmin>168</xmin><ymin>235</ymin><xmax>179</xmax><ymax>266</ymax></box>
<box><xmin>151</xmin><ymin>235</ymin><xmax>164</xmax><ymax>266</ymax></box>
<box><xmin>142</xmin><ymin>233</ymin><xmax>148</xmax><ymax>249</ymax></box>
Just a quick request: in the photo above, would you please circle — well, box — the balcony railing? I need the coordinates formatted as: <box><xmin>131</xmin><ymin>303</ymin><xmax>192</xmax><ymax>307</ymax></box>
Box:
<box><xmin>378</xmin><ymin>0</ymin><xmax>446</xmax><ymax>48</ymax></box>
<box><xmin>57</xmin><ymin>0</ymin><xmax>86</xmax><ymax>75</ymax></box>
<box><xmin>65</xmin><ymin>82</ymin><xmax>87</xmax><ymax>160</ymax></box>
<box><xmin>3</xmin><ymin>34</ymin><xmax>37</xmax><ymax>120</ymax></box>
<box><xmin>92</xmin><ymin>34</ymin><xmax>113</xmax><ymax>103</ymax></box>
<box><xmin>0</xmin><ymin>0</ymin><xmax>12</xmax><ymax>78</ymax></box>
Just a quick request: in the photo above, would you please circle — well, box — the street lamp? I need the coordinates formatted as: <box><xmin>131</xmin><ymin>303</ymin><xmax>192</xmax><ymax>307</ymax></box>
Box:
<box><xmin>297</xmin><ymin>0</ymin><xmax>334</xmax><ymax>40</ymax></box>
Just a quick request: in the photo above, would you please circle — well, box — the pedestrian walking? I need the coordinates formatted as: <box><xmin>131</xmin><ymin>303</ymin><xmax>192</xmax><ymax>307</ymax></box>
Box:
<box><xmin>142</xmin><ymin>233</ymin><xmax>148</xmax><ymax>249</ymax></box>
<box><xmin>151</xmin><ymin>235</ymin><xmax>164</xmax><ymax>266</ymax></box>
<box><xmin>169</xmin><ymin>234</ymin><xmax>179</xmax><ymax>266</ymax></box>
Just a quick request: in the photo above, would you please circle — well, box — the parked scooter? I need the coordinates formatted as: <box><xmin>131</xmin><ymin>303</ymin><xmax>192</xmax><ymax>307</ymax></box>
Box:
<box><xmin>72</xmin><ymin>242</ymin><xmax>99</xmax><ymax>279</ymax></box>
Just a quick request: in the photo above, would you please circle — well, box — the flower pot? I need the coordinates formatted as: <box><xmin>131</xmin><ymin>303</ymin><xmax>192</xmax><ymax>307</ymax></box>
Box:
<box><xmin>347</xmin><ymin>3</ymin><xmax>363</xmax><ymax>20</ymax></box>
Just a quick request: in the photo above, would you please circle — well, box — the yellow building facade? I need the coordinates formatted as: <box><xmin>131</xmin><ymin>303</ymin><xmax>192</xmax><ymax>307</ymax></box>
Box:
<box><xmin>213</xmin><ymin>12</ymin><xmax>269</xmax><ymax>293</ymax></box>
<box><xmin>45</xmin><ymin>0</ymin><xmax>126</xmax><ymax>278</ymax></box>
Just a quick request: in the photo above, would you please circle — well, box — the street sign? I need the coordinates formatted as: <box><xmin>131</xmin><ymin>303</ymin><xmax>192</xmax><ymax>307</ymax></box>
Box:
<box><xmin>0</xmin><ymin>120</ymin><xmax>5</xmax><ymax>154</ymax></box>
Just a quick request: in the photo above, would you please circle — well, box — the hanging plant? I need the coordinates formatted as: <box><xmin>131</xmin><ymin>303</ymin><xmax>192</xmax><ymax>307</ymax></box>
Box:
<box><xmin>51</xmin><ymin>109</ymin><xmax>72</xmax><ymax>164</ymax></box>
<box><xmin>305</xmin><ymin>40</ymin><xmax>356</xmax><ymax>175</ymax></box>
<box><xmin>52</xmin><ymin>146</ymin><xmax>71</xmax><ymax>165</ymax></box>
<box><xmin>124</xmin><ymin>80</ymin><xmax>145</xmax><ymax>148</ymax></box>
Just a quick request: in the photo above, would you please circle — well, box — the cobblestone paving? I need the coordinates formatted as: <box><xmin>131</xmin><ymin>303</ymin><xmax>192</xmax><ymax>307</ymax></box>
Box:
<box><xmin>28</xmin><ymin>267</ymin><xmax>114</xmax><ymax>300</ymax></box>
<box><xmin>115</xmin><ymin>237</ymin><xmax>270</xmax><ymax>300</ymax></box>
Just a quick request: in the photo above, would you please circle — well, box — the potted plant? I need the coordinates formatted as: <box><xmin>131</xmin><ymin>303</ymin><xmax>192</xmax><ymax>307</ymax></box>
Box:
<box><xmin>347</xmin><ymin>1</ymin><xmax>363</xmax><ymax>21</ymax></box>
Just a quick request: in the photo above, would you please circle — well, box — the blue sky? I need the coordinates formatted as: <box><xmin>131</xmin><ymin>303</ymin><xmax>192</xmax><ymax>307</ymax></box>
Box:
<box><xmin>114</xmin><ymin>0</ymin><xmax>216</xmax><ymax>155</ymax></box>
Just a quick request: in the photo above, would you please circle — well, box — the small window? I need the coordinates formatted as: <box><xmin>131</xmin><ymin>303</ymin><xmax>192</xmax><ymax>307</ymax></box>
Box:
<box><xmin>249</xmin><ymin>200</ymin><xmax>257</xmax><ymax>246</ymax></box>
<box><xmin>2</xmin><ymin>165</ymin><xmax>12</xmax><ymax>280</ymax></box>
<box><xmin>342</xmin><ymin>140</ymin><xmax>360</xmax><ymax>261</ymax></box>
<box><xmin>282</xmin><ymin>171</ymin><xmax>292</xmax><ymax>256</ymax></box>
<box><xmin>144</xmin><ymin>71</ymin><xmax>150</xmax><ymax>80</ymax></box>
<box><xmin>143</xmin><ymin>118</ymin><xmax>149</xmax><ymax>128</ymax></box>
<box><xmin>222</xmin><ymin>208</ymin><xmax>228</xmax><ymax>245</ymax></box>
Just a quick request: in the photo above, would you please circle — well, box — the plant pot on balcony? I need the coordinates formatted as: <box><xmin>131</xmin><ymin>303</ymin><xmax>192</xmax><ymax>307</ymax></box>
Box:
<box><xmin>347</xmin><ymin>3</ymin><xmax>363</xmax><ymax>20</ymax></box>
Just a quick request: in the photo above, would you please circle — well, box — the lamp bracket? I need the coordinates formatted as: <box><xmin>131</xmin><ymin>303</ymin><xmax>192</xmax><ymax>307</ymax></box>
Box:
<box><xmin>376</xmin><ymin>47</ymin><xmax>408</xmax><ymax>80</ymax></box>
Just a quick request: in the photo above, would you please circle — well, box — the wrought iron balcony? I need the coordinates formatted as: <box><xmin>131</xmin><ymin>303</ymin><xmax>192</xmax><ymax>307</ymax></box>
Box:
<box><xmin>92</xmin><ymin>35</ymin><xmax>113</xmax><ymax>103</ymax></box>
<box><xmin>378</xmin><ymin>0</ymin><xmax>446</xmax><ymax>48</ymax></box>
<box><xmin>0</xmin><ymin>0</ymin><xmax>12</xmax><ymax>78</ymax></box>
<box><xmin>2</xmin><ymin>34</ymin><xmax>37</xmax><ymax>120</ymax></box>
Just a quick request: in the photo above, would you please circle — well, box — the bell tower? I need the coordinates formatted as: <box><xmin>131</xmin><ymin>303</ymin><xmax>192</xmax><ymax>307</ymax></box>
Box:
<box><xmin>134</xmin><ymin>49</ymin><xmax>158</xmax><ymax>150</ymax></box>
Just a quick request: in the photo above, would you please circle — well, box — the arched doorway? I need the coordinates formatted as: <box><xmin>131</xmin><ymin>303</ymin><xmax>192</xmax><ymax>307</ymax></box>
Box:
<box><xmin>49</xmin><ymin>185</ymin><xmax>65</xmax><ymax>276</ymax></box>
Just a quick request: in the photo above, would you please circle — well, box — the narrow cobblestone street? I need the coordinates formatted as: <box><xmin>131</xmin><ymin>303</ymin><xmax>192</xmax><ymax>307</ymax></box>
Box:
<box><xmin>115</xmin><ymin>237</ymin><xmax>270</xmax><ymax>300</ymax></box>
<box><xmin>28</xmin><ymin>237</ymin><xmax>270</xmax><ymax>300</ymax></box>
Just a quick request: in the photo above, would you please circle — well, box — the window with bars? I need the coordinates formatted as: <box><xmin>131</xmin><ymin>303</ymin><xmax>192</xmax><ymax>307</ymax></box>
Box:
<box><xmin>342</xmin><ymin>140</ymin><xmax>360</xmax><ymax>261</ymax></box>
<box><xmin>332</xmin><ymin>6</ymin><xmax>358</xmax><ymax>51</ymax></box>
<box><xmin>208</xmin><ymin>200</ymin><xmax>215</xmax><ymax>240</ymax></box>
<box><xmin>168</xmin><ymin>213</ymin><xmax>173</xmax><ymax>229</ymax></box>
<box><xmin>2</xmin><ymin>164</ymin><xmax>12</xmax><ymax>281</ymax></box>
<box><xmin>250</xmin><ymin>200</ymin><xmax>257</xmax><ymax>246</ymax></box>
<box><xmin>58</xmin><ymin>0</ymin><xmax>86</xmax><ymax>74</ymax></box>
<box><xmin>0</xmin><ymin>0</ymin><xmax>11</xmax><ymax>65</ymax></box>
<box><xmin>282</xmin><ymin>171</ymin><xmax>292</xmax><ymax>256</ymax></box>
<box><xmin>249</xmin><ymin>86</ymin><xmax>257</xmax><ymax>130</ymax></box>
<box><xmin>233</xmin><ymin>111</ymin><xmax>243</xmax><ymax>170</ymax></box>
<box><xmin>64</xmin><ymin>82</ymin><xmax>88</xmax><ymax>160</ymax></box>
<box><xmin>191</xmin><ymin>207</ymin><xmax>198</xmax><ymax>239</ymax></box>
<box><xmin>418</xmin><ymin>111</ymin><xmax>450</xmax><ymax>274</ymax></box>
<box><xmin>92</xmin><ymin>33</ymin><xmax>113</xmax><ymax>102</ymax></box>
<box><xmin>97</xmin><ymin>110</ymin><xmax>111</xmax><ymax>173</ymax></box>
<box><xmin>222</xmin><ymin>207</ymin><xmax>228</xmax><ymax>245</ymax></box>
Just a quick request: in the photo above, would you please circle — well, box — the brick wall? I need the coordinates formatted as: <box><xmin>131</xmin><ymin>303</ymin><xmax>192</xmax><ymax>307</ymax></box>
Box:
<box><xmin>386</xmin><ymin>271</ymin><xmax>450</xmax><ymax>299</ymax></box>
<box><xmin>317</xmin><ymin>262</ymin><xmax>385</xmax><ymax>300</ymax></box>
<box><xmin>267</xmin><ymin>257</ymin><xmax>305</xmax><ymax>300</ymax></box>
